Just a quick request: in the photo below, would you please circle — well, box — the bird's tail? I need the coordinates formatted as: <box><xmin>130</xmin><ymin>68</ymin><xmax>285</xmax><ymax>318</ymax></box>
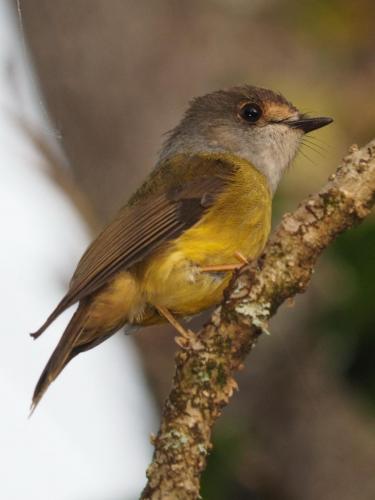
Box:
<box><xmin>30</xmin><ymin>302</ymin><xmax>90</xmax><ymax>414</ymax></box>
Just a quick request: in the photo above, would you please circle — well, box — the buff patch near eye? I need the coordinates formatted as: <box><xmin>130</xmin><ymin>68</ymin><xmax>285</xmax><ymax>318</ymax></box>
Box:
<box><xmin>264</xmin><ymin>102</ymin><xmax>297</xmax><ymax>122</ymax></box>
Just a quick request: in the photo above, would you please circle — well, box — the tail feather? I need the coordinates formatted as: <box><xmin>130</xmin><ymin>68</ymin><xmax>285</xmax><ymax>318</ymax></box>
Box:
<box><xmin>30</xmin><ymin>296</ymin><xmax>72</xmax><ymax>339</ymax></box>
<box><xmin>31</xmin><ymin>302</ymin><xmax>89</xmax><ymax>413</ymax></box>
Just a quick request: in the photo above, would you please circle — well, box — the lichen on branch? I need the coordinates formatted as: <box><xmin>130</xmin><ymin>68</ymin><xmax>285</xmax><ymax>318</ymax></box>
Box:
<box><xmin>141</xmin><ymin>140</ymin><xmax>375</xmax><ymax>500</ymax></box>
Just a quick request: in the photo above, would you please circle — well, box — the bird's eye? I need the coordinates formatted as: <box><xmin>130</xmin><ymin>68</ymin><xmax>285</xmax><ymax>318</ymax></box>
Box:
<box><xmin>239</xmin><ymin>103</ymin><xmax>262</xmax><ymax>123</ymax></box>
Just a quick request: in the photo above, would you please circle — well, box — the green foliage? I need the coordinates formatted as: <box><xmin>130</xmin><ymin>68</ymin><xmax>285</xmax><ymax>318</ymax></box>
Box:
<box><xmin>315</xmin><ymin>217</ymin><xmax>375</xmax><ymax>407</ymax></box>
<box><xmin>201</xmin><ymin>421</ymin><xmax>256</xmax><ymax>500</ymax></box>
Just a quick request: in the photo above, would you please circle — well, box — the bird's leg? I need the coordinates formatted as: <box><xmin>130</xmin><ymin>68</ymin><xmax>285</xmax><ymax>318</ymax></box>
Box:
<box><xmin>155</xmin><ymin>305</ymin><xmax>203</xmax><ymax>350</ymax></box>
<box><xmin>234</xmin><ymin>251</ymin><xmax>249</xmax><ymax>265</ymax></box>
<box><xmin>200</xmin><ymin>251</ymin><xmax>249</xmax><ymax>272</ymax></box>
<box><xmin>156</xmin><ymin>305</ymin><xmax>191</xmax><ymax>338</ymax></box>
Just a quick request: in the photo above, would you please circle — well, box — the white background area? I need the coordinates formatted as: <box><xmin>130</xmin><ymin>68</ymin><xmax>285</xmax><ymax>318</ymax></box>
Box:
<box><xmin>0</xmin><ymin>1</ymin><xmax>156</xmax><ymax>498</ymax></box>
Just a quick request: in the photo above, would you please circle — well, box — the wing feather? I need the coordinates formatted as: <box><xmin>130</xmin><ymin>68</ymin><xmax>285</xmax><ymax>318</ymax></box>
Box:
<box><xmin>31</xmin><ymin>163</ymin><xmax>234</xmax><ymax>339</ymax></box>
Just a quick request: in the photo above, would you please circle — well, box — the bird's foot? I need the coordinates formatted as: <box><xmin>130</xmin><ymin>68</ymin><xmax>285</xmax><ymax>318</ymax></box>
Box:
<box><xmin>155</xmin><ymin>305</ymin><xmax>204</xmax><ymax>350</ymax></box>
<box><xmin>174</xmin><ymin>329</ymin><xmax>204</xmax><ymax>351</ymax></box>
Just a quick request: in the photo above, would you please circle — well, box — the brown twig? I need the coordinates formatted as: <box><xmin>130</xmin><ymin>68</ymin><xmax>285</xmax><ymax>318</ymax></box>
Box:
<box><xmin>141</xmin><ymin>140</ymin><xmax>375</xmax><ymax>500</ymax></box>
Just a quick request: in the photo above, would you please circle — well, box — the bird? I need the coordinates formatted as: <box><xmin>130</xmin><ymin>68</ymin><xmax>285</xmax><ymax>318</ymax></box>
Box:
<box><xmin>30</xmin><ymin>85</ymin><xmax>332</xmax><ymax>411</ymax></box>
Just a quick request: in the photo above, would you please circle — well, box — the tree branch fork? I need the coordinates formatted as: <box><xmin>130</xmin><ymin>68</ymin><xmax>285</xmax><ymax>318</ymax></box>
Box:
<box><xmin>141</xmin><ymin>140</ymin><xmax>375</xmax><ymax>499</ymax></box>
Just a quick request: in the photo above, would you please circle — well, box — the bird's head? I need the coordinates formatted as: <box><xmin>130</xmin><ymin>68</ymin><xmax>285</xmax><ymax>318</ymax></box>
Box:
<box><xmin>160</xmin><ymin>85</ymin><xmax>333</xmax><ymax>193</ymax></box>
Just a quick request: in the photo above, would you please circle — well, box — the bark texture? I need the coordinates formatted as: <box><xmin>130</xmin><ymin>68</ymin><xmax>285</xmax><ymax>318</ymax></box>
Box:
<box><xmin>141</xmin><ymin>140</ymin><xmax>375</xmax><ymax>499</ymax></box>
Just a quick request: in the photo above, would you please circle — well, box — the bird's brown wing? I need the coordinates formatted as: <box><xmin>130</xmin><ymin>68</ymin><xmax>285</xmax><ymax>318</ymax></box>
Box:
<box><xmin>69</xmin><ymin>175</ymin><xmax>226</xmax><ymax>301</ymax></box>
<box><xmin>31</xmin><ymin>161</ymin><xmax>233</xmax><ymax>338</ymax></box>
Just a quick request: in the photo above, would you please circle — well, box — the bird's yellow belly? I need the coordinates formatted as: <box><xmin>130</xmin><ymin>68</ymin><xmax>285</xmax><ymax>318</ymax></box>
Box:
<box><xmin>141</xmin><ymin>248</ymin><xmax>231</xmax><ymax>315</ymax></box>
<box><xmin>139</xmin><ymin>166</ymin><xmax>271</xmax><ymax>316</ymax></box>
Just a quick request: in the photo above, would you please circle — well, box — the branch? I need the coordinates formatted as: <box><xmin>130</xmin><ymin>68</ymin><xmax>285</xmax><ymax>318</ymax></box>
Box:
<box><xmin>141</xmin><ymin>140</ymin><xmax>375</xmax><ymax>499</ymax></box>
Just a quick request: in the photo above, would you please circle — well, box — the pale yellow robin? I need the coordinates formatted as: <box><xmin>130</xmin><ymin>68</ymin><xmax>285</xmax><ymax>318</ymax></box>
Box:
<box><xmin>30</xmin><ymin>85</ymin><xmax>332</xmax><ymax>410</ymax></box>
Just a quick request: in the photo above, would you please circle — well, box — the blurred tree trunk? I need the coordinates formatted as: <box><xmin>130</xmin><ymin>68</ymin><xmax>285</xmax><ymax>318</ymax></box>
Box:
<box><xmin>15</xmin><ymin>1</ymin><xmax>375</xmax><ymax>498</ymax></box>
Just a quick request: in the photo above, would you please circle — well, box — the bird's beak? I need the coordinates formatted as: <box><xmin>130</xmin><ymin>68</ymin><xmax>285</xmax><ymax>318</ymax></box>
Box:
<box><xmin>286</xmin><ymin>116</ymin><xmax>333</xmax><ymax>134</ymax></box>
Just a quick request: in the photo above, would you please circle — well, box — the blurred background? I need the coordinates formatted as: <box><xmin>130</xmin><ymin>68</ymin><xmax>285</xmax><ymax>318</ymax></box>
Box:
<box><xmin>1</xmin><ymin>0</ymin><xmax>374</xmax><ymax>498</ymax></box>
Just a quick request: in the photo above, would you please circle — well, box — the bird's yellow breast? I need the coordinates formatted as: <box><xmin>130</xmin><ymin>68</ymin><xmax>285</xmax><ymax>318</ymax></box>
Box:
<box><xmin>139</xmin><ymin>155</ymin><xmax>272</xmax><ymax>316</ymax></box>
